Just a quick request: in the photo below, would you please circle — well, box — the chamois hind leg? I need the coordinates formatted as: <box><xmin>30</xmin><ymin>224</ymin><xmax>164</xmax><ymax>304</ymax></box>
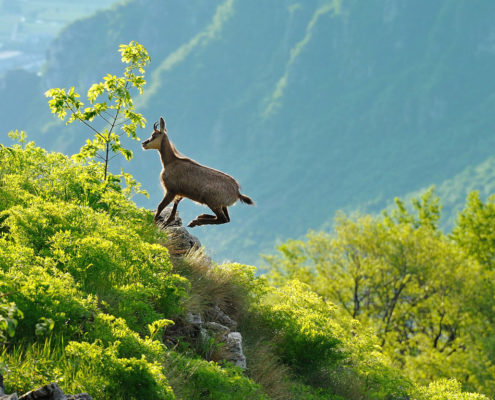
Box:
<box><xmin>188</xmin><ymin>207</ymin><xmax>229</xmax><ymax>227</ymax></box>
<box><xmin>163</xmin><ymin>197</ymin><xmax>182</xmax><ymax>226</ymax></box>
<box><xmin>155</xmin><ymin>191</ymin><xmax>176</xmax><ymax>222</ymax></box>
<box><xmin>222</xmin><ymin>206</ymin><xmax>230</xmax><ymax>222</ymax></box>
<box><xmin>196</xmin><ymin>213</ymin><xmax>216</xmax><ymax>219</ymax></box>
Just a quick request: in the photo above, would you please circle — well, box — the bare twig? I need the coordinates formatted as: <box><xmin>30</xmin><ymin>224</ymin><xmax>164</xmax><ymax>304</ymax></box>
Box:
<box><xmin>65</xmin><ymin>101</ymin><xmax>106</xmax><ymax>141</ymax></box>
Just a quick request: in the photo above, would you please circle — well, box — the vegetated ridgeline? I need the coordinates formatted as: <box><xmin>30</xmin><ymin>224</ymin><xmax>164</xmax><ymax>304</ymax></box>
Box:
<box><xmin>142</xmin><ymin>117</ymin><xmax>254</xmax><ymax>227</ymax></box>
<box><xmin>156</xmin><ymin>207</ymin><xmax>248</xmax><ymax>369</ymax></box>
<box><xmin>0</xmin><ymin>211</ymin><xmax>247</xmax><ymax>400</ymax></box>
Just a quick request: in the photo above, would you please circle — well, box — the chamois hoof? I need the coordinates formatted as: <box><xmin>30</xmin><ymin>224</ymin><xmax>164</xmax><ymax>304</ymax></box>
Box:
<box><xmin>162</xmin><ymin>219</ymin><xmax>175</xmax><ymax>227</ymax></box>
<box><xmin>187</xmin><ymin>220</ymin><xmax>198</xmax><ymax>228</ymax></box>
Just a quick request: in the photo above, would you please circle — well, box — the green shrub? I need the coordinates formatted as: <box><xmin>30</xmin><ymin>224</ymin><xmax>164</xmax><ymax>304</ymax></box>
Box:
<box><xmin>1</xmin><ymin>178</ymin><xmax>189</xmax><ymax>335</ymax></box>
<box><xmin>0</xmin><ymin>298</ymin><xmax>22</xmax><ymax>343</ymax></box>
<box><xmin>252</xmin><ymin>279</ymin><xmax>410</xmax><ymax>399</ymax></box>
<box><xmin>289</xmin><ymin>382</ymin><xmax>345</xmax><ymax>400</ymax></box>
<box><xmin>164</xmin><ymin>351</ymin><xmax>267</xmax><ymax>400</ymax></box>
<box><xmin>87</xmin><ymin>313</ymin><xmax>166</xmax><ymax>360</ymax></box>
<box><xmin>66</xmin><ymin>340</ymin><xmax>175</xmax><ymax>400</ymax></box>
<box><xmin>2</xmin><ymin>337</ymin><xmax>69</xmax><ymax>394</ymax></box>
<box><xmin>0</xmin><ymin>239</ymin><xmax>96</xmax><ymax>340</ymax></box>
<box><xmin>413</xmin><ymin>379</ymin><xmax>489</xmax><ymax>400</ymax></box>
<box><xmin>256</xmin><ymin>280</ymin><xmax>345</xmax><ymax>375</ymax></box>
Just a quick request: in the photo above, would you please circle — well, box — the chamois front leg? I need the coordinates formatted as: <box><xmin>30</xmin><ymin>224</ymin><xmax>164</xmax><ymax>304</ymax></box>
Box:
<box><xmin>155</xmin><ymin>191</ymin><xmax>176</xmax><ymax>222</ymax></box>
<box><xmin>163</xmin><ymin>197</ymin><xmax>182</xmax><ymax>226</ymax></box>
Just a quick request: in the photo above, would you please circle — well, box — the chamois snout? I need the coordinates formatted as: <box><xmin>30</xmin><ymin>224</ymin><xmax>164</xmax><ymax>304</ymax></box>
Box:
<box><xmin>141</xmin><ymin>139</ymin><xmax>150</xmax><ymax>149</ymax></box>
<box><xmin>142</xmin><ymin>125</ymin><xmax>162</xmax><ymax>150</ymax></box>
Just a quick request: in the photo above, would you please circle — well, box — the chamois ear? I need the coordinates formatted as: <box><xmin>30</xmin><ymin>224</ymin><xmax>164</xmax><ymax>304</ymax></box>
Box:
<box><xmin>160</xmin><ymin>117</ymin><xmax>167</xmax><ymax>133</ymax></box>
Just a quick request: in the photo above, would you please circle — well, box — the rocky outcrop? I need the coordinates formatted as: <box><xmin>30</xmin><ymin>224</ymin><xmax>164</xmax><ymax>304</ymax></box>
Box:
<box><xmin>0</xmin><ymin>381</ymin><xmax>92</xmax><ymax>400</ymax></box>
<box><xmin>185</xmin><ymin>311</ymin><xmax>247</xmax><ymax>369</ymax></box>
<box><xmin>161</xmin><ymin>210</ymin><xmax>247</xmax><ymax>369</ymax></box>
<box><xmin>157</xmin><ymin>208</ymin><xmax>201</xmax><ymax>256</ymax></box>
<box><xmin>225</xmin><ymin>332</ymin><xmax>246</xmax><ymax>369</ymax></box>
<box><xmin>0</xmin><ymin>395</ymin><xmax>18</xmax><ymax>400</ymax></box>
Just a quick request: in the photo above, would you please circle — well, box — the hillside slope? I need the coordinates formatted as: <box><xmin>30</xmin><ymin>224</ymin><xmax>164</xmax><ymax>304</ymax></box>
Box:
<box><xmin>2</xmin><ymin>0</ymin><xmax>495</xmax><ymax>263</ymax></box>
<box><xmin>0</xmin><ymin>140</ymin><xmax>487</xmax><ymax>399</ymax></box>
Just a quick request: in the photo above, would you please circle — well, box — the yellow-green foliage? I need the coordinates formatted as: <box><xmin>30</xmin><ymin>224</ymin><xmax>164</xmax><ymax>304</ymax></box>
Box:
<box><xmin>163</xmin><ymin>351</ymin><xmax>267</xmax><ymax>400</ymax></box>
<box><xmin>265</xmin><ymin>189</ymin><xmax>495</xmax><ymax>398</ymax></box>
<box><xmin>1</xmin><ymin>140</ymin><xmax>490</xmax><ymax>400</ymax></box>
<box><xmin>0</xmin><ymin>142</ymin><xmax>263</xmax><ymax>399</ymax></box>
<box><xmin>413</xmin><ymin>379</ymin><xmax>489</xmax><ymax>400</ymax></box>
<box><xmin>65</xmin><ymin>340</ymin><xmax>175</xmax><ymax>400</ymax></box>
<box><xmin>256</xmin><ymin>280</ymin><xmax>345</xmax><ymax>373</ymax></box>
<box><xmin>254</xmin><ymin>280</ymin><xmax>410</xmax><ymax>399</ymax></box>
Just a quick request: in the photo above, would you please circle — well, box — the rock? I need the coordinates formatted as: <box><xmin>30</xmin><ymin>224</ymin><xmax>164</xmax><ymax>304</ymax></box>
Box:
<box><xmin>225</xmin><ymin>332</ymin><xmax>247</xmax><ymax>369</ymax></box>
<box><xmin>156</xmin><ymin>208</ymin><xmax>246</xmax><ymax>369</ymax></box>
<box><xmin>157</xmin><ymin>207</ymin><xmax>182</xmax><ymax>227</ymax></box>
<box><xmin>203</xmin><ymin>322</ymin><xmax>247</xmax><ymax>369</ymax></box>
<box><xmin>18</xmin><ymin>383</ymin><xmax>66</xmax><ymax>400</ymax></box>
<box><xmin>157</xmin><ymin>208</ymin><xmax>201</xmax><ymax>256</ymax></box>
<box><xmin>208</xmin><ymin>305</ymin><xmax>237</xmax><ymax>330</ymax></box>
<box><xmin>0</xmin><ymin>373</ymin><xmax>4</xmax><ymax>395</ymax></box>
<box><xmin>0</xmin><ymin>394</ymin><xmax>19</xmax><ymax>400</ymax></box>
<box><xmin>165</xmin><ymin>226</ymin><xmax>201</xmax><ymax>255</ymax></box>
<box><xmin>204</xmin><ymin>321</ymin><xmax>230</xmax><ymax>336</ymax></box>
<box><xmin>186</xmin><ymin>312</ymin><xmax>203</xmax><ymax>326</ymax></box>
<box><xmin>66</xmin><ymin>395</ymin><xmax>93</xmax><ymax>400</ymax></box>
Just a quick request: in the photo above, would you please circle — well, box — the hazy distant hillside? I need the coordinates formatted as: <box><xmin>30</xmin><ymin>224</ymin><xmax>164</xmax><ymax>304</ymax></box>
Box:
<box><xmin>0</xmin><ymin>0</ymin><xmax>119</xmax><ymax>73</ymax></box>
<box><xmin>2</xmin><ymin>0</ymin><xmax>495</xmax><ymax>263</ymax></box>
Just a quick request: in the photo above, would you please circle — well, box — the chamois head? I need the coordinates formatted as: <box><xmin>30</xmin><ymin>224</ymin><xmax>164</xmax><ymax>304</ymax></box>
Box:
<box><xmin>142</xmin><ymin>117</ymin><xmax>167</xmax><ymax>150</ymax></box>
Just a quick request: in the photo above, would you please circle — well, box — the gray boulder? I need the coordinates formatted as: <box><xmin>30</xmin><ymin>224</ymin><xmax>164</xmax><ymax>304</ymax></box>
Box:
<box><xmin>225</xmin><ymin>332</ymin><xmax>247</xmax><ymax>369</ymax></box>
<box><xmin>18</xmin><ymin>383</ymin><xmax>66</xmax><ymax>400</ymax></box>
<box><xmin>0</xmin><ymin>394</ymin><xmax>19</xmax><ymax>400</ymax></box>
<box><xmin>157</xmin><ymin>208</ymin><xmax>201</xmax><ymax>256</ymax></box>
<box><xmin>0</xmin><ymin>382</ymin><xmax>93</xmax><ymax>400</ymax></box>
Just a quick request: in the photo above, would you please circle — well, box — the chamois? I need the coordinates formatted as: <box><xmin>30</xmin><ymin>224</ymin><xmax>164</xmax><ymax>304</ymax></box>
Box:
<box><xmin>142</xmin><ymin>117</ymin><xmax>254</xmax><ymax>227</ymax></box>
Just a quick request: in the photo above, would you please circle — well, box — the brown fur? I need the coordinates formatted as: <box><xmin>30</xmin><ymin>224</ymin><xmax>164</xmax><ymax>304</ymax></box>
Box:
<box><xmin>142</xmin><ymin>117</ymin><xmax>254</xmax><ymax>227</ymax></box>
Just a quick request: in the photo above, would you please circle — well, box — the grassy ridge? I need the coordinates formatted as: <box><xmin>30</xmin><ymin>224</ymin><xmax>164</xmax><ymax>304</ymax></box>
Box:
<box><xmin>0</xmin><ymin>141</ymin><xmax>487</xmax><ymax>399</ymax></box>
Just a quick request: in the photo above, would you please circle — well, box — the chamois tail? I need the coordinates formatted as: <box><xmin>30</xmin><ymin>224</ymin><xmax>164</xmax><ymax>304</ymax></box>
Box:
<box><xmin>239</xmin><ymin>193</ymin><xmax>255</xmax><ymax>206</ymax></box>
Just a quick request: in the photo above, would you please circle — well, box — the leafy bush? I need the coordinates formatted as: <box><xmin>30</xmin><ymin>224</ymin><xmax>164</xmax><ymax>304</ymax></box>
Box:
<box><xmin>413</xmin><ymin>379</ymin><xmax>489</xmax><ymax>400</ymax></box>
<box><xmin>0</xmin><ymin>239</ymin><xmax>96</xmax><ymax>340</ymax></box>
<box><xmin>253</xmin><ymin>280</ymin><xmax>410</xmax><ymax>399</ymax></box>
<box><xmin>256</xmin><ymin>280</ymin><xmax>344</xmax><ymax>375</ymax></box>
<box><xmin>0</xmin><ymin>298</ymin><xmax>22</xmax><ymax>343</ymax></box>
<box><xmin>163</xmin><ymin>351</ymin><xmax>267</xmax><ymax>400</ymax></box>
<box><xmin>65</xmin><ymin>340</ymin><xmax>175</xmax><ymax>400</ymax></box>
<box><xmin>264</xmin><ymin>190</ymin><xmax>495</xmax><ymax>396</ymax></box>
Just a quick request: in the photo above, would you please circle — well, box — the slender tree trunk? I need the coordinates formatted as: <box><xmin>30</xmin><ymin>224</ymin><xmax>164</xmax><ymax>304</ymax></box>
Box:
<box><xmin>104</xmin><ymin>141</ymin><xmax>110</xmax><ymax>181</ymax></box>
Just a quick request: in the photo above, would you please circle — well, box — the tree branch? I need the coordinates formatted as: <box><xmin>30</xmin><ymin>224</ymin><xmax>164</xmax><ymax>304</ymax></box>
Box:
<box><xmin>65</xmin><ymin>101</ymin><xmax>106</xmax><ymax>141</ymax></box>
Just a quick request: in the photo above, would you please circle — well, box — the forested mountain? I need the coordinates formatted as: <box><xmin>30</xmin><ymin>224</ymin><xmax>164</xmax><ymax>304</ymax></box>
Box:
<box><xmin>2</xmin><ymin>0</ymin><xmax>495</xmax><ymax>263</ymax></box>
